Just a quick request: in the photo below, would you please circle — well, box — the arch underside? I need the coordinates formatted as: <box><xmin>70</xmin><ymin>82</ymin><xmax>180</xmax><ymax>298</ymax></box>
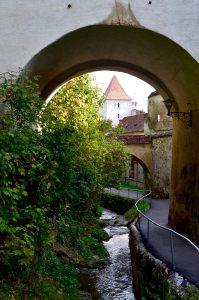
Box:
<box><xmin>26</xmin><ymin>24</ymin><xmax>199</xmax><ymax>112</ymax></box>
<box><xmin>129</xmin><ymin>154</ymin><xmax>152</xmax><ymax>190</ymax></box>
<box><xmin>131</xmin><ymin>154</ymin><xmax>150</xmax><ymax>174</ymax></box>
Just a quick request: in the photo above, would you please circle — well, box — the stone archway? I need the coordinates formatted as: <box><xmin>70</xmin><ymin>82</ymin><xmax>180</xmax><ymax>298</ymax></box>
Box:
<box><xmin>126</xmin><ymin>155</ymin><xmax>152</xmax><ymax>191</ymax></box>
<box><xmin>25</xmin><ymin>24</ymin><xmax>199</xmax><ymax>241</ymax></box>
<box><xmin>26</xmin><ymin>24</ymin><xmax>199</xmax><ymax>106</ymax></box>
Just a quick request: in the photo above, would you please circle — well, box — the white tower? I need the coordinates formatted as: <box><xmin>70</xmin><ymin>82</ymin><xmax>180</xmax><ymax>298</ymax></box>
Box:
<box><xmin>100</xmin><ymin>75</ymin><xmax>137</xmax><ymax>126</ymax></box>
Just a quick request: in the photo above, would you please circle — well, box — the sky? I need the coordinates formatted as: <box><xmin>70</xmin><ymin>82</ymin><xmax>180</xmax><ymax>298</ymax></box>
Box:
<box><xmin>91</xmin><ymin>70</ymin><xmax>155</xmax><ymax>112</ymax></box>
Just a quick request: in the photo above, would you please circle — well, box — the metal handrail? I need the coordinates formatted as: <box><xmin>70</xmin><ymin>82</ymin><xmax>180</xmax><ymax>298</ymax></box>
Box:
<box><xmin>106</xmin><ymin>187</ymin><xmax>143</xmax><ymax>200</ymax></box>
<box><xmin>135</xmin><ymin>190</ymin><xmax>199</xmax><ymax>270</ymax></box>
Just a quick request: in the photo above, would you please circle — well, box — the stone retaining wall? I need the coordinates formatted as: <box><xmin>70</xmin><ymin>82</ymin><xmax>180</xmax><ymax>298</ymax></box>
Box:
<box><xmin>129</xmin><ymin>223</ymin><xmax>195</xmax><ymax>300</ymax></box>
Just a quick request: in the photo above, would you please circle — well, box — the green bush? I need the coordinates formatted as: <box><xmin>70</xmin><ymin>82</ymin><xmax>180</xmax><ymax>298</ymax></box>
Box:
<box><xmin>120</xmin><ymin>182</ymin><xmax>144</xmax><ymax>192</ymax></box>
<box><xmin>57</xmin><ymin>210</ymin><xmax>108</xmax><ymax>262</ymax></box>
<box><xmin>124</xmin><ymin>199</ymin><xmax>150</xmax><ymax>221</ymax></box>
<box><xmin>185</xmin><ymin>286</ymin><xmax>199</xmax><ymax>300</ymax></box>
<box><xmin>42</xmin><ymin>255</ymin><xmax>79</xmax><ymax>293</ymax></box>
<box><xmin>100</xmin><ymin>191</ymin><xmax>135</xmax><ymax>214</ymax></box>
<box><xmin>0</xmin><ymin>71</ymin><xmax>128</xmax><ymax>298</ymax></box>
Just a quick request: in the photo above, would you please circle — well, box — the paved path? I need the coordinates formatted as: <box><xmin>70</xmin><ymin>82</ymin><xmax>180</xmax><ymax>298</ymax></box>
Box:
<box><xmin>137</xmin><ymin>199</ymin><xmax>199</xmax><ymax>287</ymax></box>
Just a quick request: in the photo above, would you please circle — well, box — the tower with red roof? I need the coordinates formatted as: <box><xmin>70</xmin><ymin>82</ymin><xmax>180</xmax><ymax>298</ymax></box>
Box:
<box><xmin>100</xmin><ymin>75</ymin><xmax>137</xmax><ymax>126</ymax></box>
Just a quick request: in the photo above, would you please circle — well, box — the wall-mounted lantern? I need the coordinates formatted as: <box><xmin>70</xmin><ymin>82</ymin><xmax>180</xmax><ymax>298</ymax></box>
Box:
<box><xmin>163</xmin><ymin>99</ymin><xmax>192</xmax><ymax>127</ymax></box>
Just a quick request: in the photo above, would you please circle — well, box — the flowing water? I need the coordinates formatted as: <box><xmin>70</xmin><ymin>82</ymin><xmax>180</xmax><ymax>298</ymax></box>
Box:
<box><xmin>79</xmin><ymin>209</ymin><xmax>135</xmax><ymax>299</ymax></box>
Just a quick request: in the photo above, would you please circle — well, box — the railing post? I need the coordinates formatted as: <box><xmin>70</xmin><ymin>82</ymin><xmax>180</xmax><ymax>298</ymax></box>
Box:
<box><xmin>147</xmin><ymin>219</ymin><xmax>150</xmax><ymax>247</ymax></box>
<box><xmin>137</xmin><ymin>210</ymin><xmax>141</xmax><ymax>229</ymax></box>
<box><xmin>133</xmin><ymin>189</ymin><xmax>199</xmax><ymax>277</ymax></box>
<box><xmin>170</xmin><ymin>231</ymin><xmax>175</xmax><ymax>270</ymax></box>
<box><xmin>128</xmin><ymin>188</ymin><xmax>130</xmax><ymax>199</ymax></box>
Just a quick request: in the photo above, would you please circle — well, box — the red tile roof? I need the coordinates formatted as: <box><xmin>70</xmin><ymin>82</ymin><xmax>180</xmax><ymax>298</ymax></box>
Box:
<box><xmin>104</xmin><ymin>75</ymin><xmax>132</xmax><ymax>101</ymax></box>
<box><xmin>118</xmin><ymin>135</ymin><xmax>151</xmax><ymax>144</ymax></box>
<box><xmin>119</xmin><ymin>114</ymin><xmax>145</xmax><ymax>133</ymax></box>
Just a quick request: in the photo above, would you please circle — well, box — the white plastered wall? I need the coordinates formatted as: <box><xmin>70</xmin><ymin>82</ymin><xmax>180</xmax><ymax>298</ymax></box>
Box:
<box><xmin>0</xmin><ymin>0</ymin><xmax>199</xmax><ymax>74</ymax></box>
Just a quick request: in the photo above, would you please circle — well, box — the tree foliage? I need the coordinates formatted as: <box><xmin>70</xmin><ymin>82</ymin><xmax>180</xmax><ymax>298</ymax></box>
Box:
<box><xmin>0</xmin><ymin>70</ymin><xmax>42</xmax><ymax>129</ymax></box>
<box><xmin>0</xmin><ymin>71</ymin><xmax>128</xmax><ymax>298</ymax></box>
<box><xmin>42</xmin><ymin>74</ymin><xmax>128</xmax><ymax>189</ymax></box>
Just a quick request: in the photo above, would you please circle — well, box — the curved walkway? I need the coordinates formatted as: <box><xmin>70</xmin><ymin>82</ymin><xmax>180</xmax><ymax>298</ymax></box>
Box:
<box><xmin>137</xmin><ymin>199</ymin><xmax>199</xmax><ymax>287</ymax></box>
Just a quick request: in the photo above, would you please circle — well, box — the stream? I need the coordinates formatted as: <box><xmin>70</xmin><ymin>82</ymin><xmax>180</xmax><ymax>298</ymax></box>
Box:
<box><xmin>79</xmin><ymin>209</ymin><xmax>135</xmax><ymax>299</ymax></box>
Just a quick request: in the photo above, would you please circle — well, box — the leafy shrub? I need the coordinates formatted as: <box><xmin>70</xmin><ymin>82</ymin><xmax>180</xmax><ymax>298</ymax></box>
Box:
<box><xmin>100</xmin><ymin>191</ymin><xmax>135</xmax><ymax>214</ymax></box>
<box><xmin>124</xmin><ymin>199</ymin><xmax>150</xmax><ymax>221</ymax></box>
<box><xmin>0</xmin><ymin>71</ymin><xmax>128</xmax><ymax>298</ymax></box>
<box><xmin>185</xmin><ymin>287</ymin><xmax>199</xmax><ymax>300</ymax></box>
<box><xmin>96</xmin><ymin>206</ymin><xmax>104</xmax><ymax>217</ymax></box>
<box><xmin>42</xmin><ymin>255</ymin><xmax>79</xmax><ymax>294</ymax></box>
<box><xmin>27</xmin><ymin>280</ymin><xmax>65</xmax><ymax>300</ymax></box>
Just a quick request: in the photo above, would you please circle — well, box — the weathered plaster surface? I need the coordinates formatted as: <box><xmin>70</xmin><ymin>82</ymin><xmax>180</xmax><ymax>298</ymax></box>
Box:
<box><xmin>0</xmin><ymin>0</ymin><xmax>199</xmax><ymax>74</ymax></box>
<box><xmin>132</xmin><ymin>0</ymin><xmax>199</xmax><ymax>61</ymax></box>
<box><xmin>145</xmin><ymin>94</ymin><xmax>173</xmax><ymax>134</ymax></box>
<box><xmin>169</xmin><ymin>122</ymin><xmax>199</xmax><ymax>242</ymax></box>
<box><xmin>103</xmin><ymin>1</ymin><xmax>141</xmax><ymax>27</ymax></box>
<box><xmin>126</xmin><ymin>143</ymin><xmax>152</xmax><ymax>176</ymax></box>
<box><xmin>151</xmin><ymin>135</ymin><xmax>172</xmax><ymax>198</ymax></box>
<box><xmin>143</xmin><ymin>94</ymin><xmax>173</xmax><ymax>198</ymax></box>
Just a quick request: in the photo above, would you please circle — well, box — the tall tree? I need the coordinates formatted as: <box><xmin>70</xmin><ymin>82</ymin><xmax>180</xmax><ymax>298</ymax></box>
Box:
<box><xmin>42</xmin><ymin>74</ymin><xmax>128</xmax><ymax>190</ymax></box>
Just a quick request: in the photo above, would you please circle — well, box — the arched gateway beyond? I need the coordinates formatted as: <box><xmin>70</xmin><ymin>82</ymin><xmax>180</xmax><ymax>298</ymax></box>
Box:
<box><xmin>1</xmin><ymin>1</ymin><xmax>199</xmax><ymax>242</ymax></box>
<box><xmin>126</xmin><ymin>154</ymin><xmax>152</xmax><ymax>192</ymax></box>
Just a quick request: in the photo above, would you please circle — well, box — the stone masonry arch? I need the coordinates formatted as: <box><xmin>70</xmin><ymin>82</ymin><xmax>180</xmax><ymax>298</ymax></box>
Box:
<box><xmin>127</xmin><ymin>153</ymin><xmax>152</xmax><ymax>191</ymax></box>
<box><xmin>126</xmin><ymin>144</ymin><xmax>152</xmax><ymax>178</ymax></box>
<box><xmin>25</xmin><ymin>24</ymin><xmax>199</xmax><ymax>242</ymax></box>
<box><xmin>1</xmin><ymin>1</ymin><xmax>199</xmax><ymax>241</ymax></box>
<box><xmin>25</xmin><ymin>24</ymin><xmax>199</xmax><ymax>112</ymax></box>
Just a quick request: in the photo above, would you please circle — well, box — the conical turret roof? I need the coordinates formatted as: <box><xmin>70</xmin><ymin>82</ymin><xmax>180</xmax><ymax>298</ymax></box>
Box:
<box><xmin>104</xmin><ymin>75</ymin><xmax>132</xmax><ymax>101</ymax></box>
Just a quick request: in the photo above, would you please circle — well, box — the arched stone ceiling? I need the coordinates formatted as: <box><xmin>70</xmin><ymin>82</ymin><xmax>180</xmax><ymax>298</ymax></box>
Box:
<box><xmin>26</xmin><ymin>24</ymin><xmax>199</xmax><ymax>112</ymax></box>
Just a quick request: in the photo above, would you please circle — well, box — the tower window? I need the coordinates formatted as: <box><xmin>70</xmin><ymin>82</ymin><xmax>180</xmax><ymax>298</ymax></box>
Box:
<box><xmin>118</xmin><ymin>103</ymin><xmax>120</xmax><ymax>108</ymax></box>
<box><xmin>118</xmin><ymin>114</ymin><xmax>120</xmax><ymax>118</ymax></box>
